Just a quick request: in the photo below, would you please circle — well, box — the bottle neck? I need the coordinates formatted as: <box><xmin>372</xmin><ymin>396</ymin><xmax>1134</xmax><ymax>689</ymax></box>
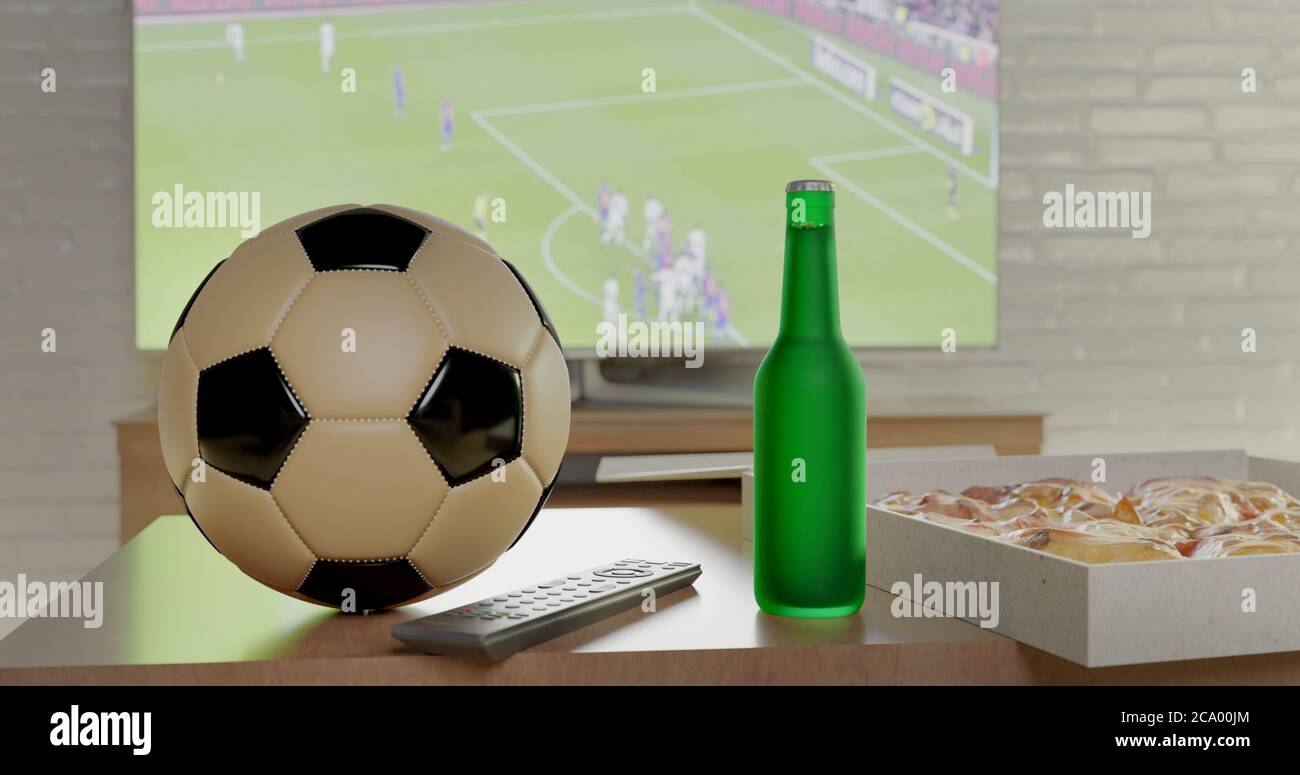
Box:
<box><xmin>779</xmin><ymin>190</ymin><xmax>841</xmax><ymax>340</ymax></box>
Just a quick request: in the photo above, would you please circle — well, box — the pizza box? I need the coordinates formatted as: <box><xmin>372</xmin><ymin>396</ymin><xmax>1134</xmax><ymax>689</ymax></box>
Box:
<box><xmin>744</xmin><ymin>449</ymin><xmax>1300</xmax><ymax>667</ymax></box>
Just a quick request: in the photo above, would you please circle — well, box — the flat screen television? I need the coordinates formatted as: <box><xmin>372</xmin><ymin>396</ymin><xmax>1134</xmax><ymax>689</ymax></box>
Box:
<box><xmin>133</xmin><ymin>0</ymin><xmax>999</xmax><ymax>351</ymax></box>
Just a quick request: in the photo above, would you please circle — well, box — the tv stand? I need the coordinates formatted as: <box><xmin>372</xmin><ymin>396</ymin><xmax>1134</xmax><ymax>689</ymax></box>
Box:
<box><xmin>113</xmin><ymin>400</ymin><xmax>1042</xmax><ymax>542</ymax></box>
<box><xmin>574</xmin><ymin>359</ymin><xmax>753</xmax><ymax>408</ymax></box>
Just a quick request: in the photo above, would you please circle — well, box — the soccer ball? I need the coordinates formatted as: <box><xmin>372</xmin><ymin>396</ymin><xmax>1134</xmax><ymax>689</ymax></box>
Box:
<box><xmin>157</xmin><ymin>204</ymin><xmax>570</xmax><ymax>611</ymax></box>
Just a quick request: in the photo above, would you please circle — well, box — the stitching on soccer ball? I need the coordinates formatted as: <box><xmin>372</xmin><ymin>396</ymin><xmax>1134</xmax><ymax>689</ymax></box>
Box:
<box><xmin>401</xmin><ymin>239</ymin><xmax>526</xmax><ymax>366</ymax></box>
<box><xmin>330</xmin><ymin>267</ymin><xmax>407</xmax><ymax>275</ymax></box>
<box><xmin>520</xmin><ymin>324</ymin><xmax>546</xmax><ymax>369</ymax></box>
<box><xmin>406</xmin><ymin>558</ymin><xmax>434</xmax><ymax>588</ymax></box>
<box><xmin>400</xmin><ymin>418</ymin><xmax>450</xmax><ymax>484</ymax></box>
<box><xmin>294</xmin><ymin>558</ymin><xmax>317</xmax><ymax>592</ymax></box>
<box><xmin>405</xmin><ymin>347</ymin><xmax>448</xmax><ymax>418</ymax></box>
<box><xmin>264</xmin><ymin>485</ymin><xmax>315</xmax><ymax>558</ymax></box>
<box><xmin>517</xmin><ymin>455</ymin><xmax>543</xmax><ymax>490</ymax></box>
<box><xmin>178</xmin><ymin>328</ymin><xmax>203</xmax><ymax>473</ymax></box>
<box><xmin>269</xmin><ymin>418</ymin><xmax>313</xmax><ymax>491</ymax></box>
<box><xmin>408</xmin><ymin>482</ymin><xmax>453</xmax><ymax>556</ymax></box>
<box><xmin>403</xmin><ymin>246</ymin><xmax>529</xmax><ymax>371</ymax></box>
<box><xmin>425</xmin><ymin>226</ymin><xmax>498</xmax><ymax>260</ymax></box>
<box><xmin>266</xmin><ymin>346</ymin><xmax>310</xmax><ymax>417</ymax></box>
<box><xmin>453</xmin><ymin>342</ymin><xmax>518</xmax><ymax>369</ymax></box>
<box><xmin>196</xmin><ymin>343</ymin><xmax>264</xmax><ymax>373</ymax></box>
<box><xmin>396</xmin><ymin>213</ymin><xmax>498</xmax><ymax>265</ymax></box>
<box><xmin>403</xmin><ymin>270</ymin><xmax>451</xmax><ymax>345</ymax></box>
<box><xmin>268</xmin><ymin>271</ymin><xmax>316</xmax><ymax>342</ymax></box>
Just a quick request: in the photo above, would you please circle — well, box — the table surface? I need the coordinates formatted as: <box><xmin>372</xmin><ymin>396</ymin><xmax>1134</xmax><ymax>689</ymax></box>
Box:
<box><xmin>4</xmin><ymin>505</ymin><xmax>1300</xmax><ymax>684</ymax></box>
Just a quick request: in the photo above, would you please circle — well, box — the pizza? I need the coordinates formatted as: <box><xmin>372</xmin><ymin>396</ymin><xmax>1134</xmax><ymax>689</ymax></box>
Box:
<box><xmin>874</xmin><ymin>477</ymin><xmax>1300</xmax><ymax>563</ymax></box>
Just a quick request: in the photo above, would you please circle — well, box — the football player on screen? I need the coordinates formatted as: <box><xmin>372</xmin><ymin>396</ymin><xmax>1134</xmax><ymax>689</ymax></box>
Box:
<box><xmin>601</xmin><ymin>190</ymin><xmax>628</xmax><ymax>246</ymax></box>
<box><xmin>392</xmin><ymin>64</ymin><xmax>406</xmax><ymax>117</ymax></box>
<box><xmin>632</xmin><ymin>268</ymin><xmax>647</xmax><ymax>321</ymax></box>
<box><xmin>713</xmin><ymin>285</ymin><xmax>731</xmax><ymax>345</ymax></box>
<box><xmin>440</xmin><ymin>97</ymin><xmax>455</xmax><ymax>151</ymax></box>
<box><xmin>596</xmin><ymin>183</ymin><xmax>611</xmax><ymax>241</ymax></box>
<box><xmin>642</xmin><ymin>194</ymin><xmax>664</xmax><ymax>252</ymax></box>
<box><xmin>652</xmin><ymin>263</ymin><xmax>679</xmax><ymax>323</ymax></box>
<box><xmin>319</xmin><ymin>19</ymin><xmax>336</xmax><ymax>73</ymax></box>
<box><xmin>946</xmin><ymin>164</ymin><xmax>960</xmax><ymax>221</ymax></box>
<box><xmin>602</xmin><ymin>277</ymin><xmax>620</xmax><ymax>325</ymax></box>
<box><xmin>225</xmin><ymin>22</ymin><xmax>245</xmax><ymax>64</ymax></box>
<box><xmin>472</xmin><ymin>192</ymin><xmax>490</xmax><ymax>240</ymax></box>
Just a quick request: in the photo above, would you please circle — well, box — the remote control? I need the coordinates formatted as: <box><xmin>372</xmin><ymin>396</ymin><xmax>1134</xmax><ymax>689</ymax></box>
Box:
<box><xmin>392</xmin><ymin>559</ymin><xmax>702</xmax><ymax>660</ymax></box>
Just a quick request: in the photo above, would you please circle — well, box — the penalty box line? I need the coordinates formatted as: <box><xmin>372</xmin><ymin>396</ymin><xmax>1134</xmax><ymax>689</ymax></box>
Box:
<box><xmin>688</xmin><ymin>2</ymin><xmax>997</xmax><ymax>190</ymax></box>
<box><xmin>475</xmin><ymin>80</ymin><xmax>792</xmax><ymax>348</ymax></box>
<box><xmin>469</xmin><ymin>75</ymin><xmax>806</xmax><ymax>223</ymax></box>
<box><xmin>811</xmin><ymin>147</ymin><xmax>997</xmax><ymax>286</ymax></box>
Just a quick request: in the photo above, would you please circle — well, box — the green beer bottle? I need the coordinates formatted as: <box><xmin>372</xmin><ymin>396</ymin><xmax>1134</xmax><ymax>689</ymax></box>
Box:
<box><xmin>753</xmin><ymin>179</ymin><xmax>866</xmax><ymax>618</ymax></box>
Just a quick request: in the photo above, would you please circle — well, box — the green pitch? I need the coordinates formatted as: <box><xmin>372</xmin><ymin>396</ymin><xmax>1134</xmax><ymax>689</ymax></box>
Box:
<box><xmin>134</xmin><ymin>0</ymin><xmax>998</xmax><ymax>350</ymax></box>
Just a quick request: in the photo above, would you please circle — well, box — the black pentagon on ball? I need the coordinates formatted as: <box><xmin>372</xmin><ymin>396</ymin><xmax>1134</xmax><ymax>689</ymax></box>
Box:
<box><xmin>196</xmin><ymin>347</ymin><xmax>308</xmax><ymax>489</ymax></box>
<box><xmin>408</xmin><ymin>348</ymin><xmax>522</xmax><ymax>486</ymax></box>
<box><xmin>170</xmin><ymin>259</ymin><xmax>225</xmax><ymax>343</ymax></box>
<box><xmin>295</xmin><ymin>207</ymin><xmax>429</xmax><ymax>272</ymax></box>
<box><xmin>297</xmin><ymin>558</ymin><xmax>430</xmax><ymax>611</ymax></box>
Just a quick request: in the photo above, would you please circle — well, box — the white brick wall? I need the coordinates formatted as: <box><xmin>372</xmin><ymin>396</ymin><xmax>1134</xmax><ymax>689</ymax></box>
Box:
<box><xmin>990</xmin><ymin>0</ymin><xmax>1300</xmax><ymax>460</ymax></box>
<box><xmin>1</xmin><ymin>0</ymin><xmax>1299</xmax><ymax>633</ymax></box>
<box><xmin>0</xmin><ymin>0</ymin><xmax>134</xmax><ymax>638</ymax></box>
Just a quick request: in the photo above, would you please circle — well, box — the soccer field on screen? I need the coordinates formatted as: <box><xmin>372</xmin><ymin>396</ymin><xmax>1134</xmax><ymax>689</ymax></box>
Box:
<box><xmin>134</xmin><ymin>0</ymin><xmax>998</xmax><ymax>350</ymax></box>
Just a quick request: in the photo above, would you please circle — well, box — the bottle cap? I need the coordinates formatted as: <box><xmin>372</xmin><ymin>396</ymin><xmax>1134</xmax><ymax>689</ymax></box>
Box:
<box><xmin>786</xmin><ymin>180</ymin><xmax>834</xmax><ymax>193</ymax></box>
<box><xmin>786</xmin><ymin>180</ymin><xmax>834</xmax><ymax>228</ymax></box>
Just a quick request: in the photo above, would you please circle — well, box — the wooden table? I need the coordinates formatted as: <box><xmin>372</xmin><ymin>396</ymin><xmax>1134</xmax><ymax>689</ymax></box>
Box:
<box><xmin>115</xmin><ymin>402</ymin><xmax>1043</xmax><ymax>541</ymax></box>
<box><xmin>2</xmin><ymin>505</ymin><xmax>1296</xmax><ymax>685</ymax></box>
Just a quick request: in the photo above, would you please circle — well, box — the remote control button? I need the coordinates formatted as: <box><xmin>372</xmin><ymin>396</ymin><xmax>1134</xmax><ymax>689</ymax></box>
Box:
<box><xmin>562</xmin><ymin>586</ymin><xmax>577</xmax><ymax>592</ymax></box>
<box><xmin>594</xmin><ymin>567</ymin><xmax>653</xmax><ymax>579</ymax></box>
<box><xmin>560</xmin><ymin>597</ymin><xmax>574</xmax><ymax>602</ymax></box>
<box><xmin>577</xmin><ymin>582</ymin><xmax>591</xmax><ymax>587</ymax></box>
<box><xmin>574</xmin><ymin>593</ymin><xmax>588</xmax><ymax>599</ymax></box>
<box><xmin>505</xmin><ymin>604</ymin><xmax>519</xmax><ymax>609</ymax></box>
<box><xmin>546</xmin><ymin>601</ymin><xmax>561</xmax><ymax>607</ymax></box>
<box><xmin>538</xmin><ymin>579</ymin><xmax>566</xmax><ymax>588</ymax></box>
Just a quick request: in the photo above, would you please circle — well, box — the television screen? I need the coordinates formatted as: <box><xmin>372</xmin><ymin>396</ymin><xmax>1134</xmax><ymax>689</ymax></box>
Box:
<box><xmin>133</xmin><ymin>0</ymin><xmax>999</xmax><ymax>350</ymax></box>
